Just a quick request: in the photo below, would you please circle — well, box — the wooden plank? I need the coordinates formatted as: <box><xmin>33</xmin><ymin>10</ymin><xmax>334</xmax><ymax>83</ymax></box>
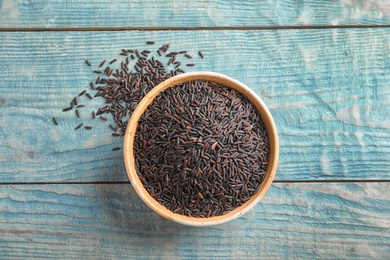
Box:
<box><xmin>0</xmin><ymin>29</ymin><xmax>389</xmax><ymax>183</ymax></box>
<box><xmin>0</xmin><ymin>183</ymin><xmax>388</xmax><ymax>258</ymax></box>
<box><xmin>0</xmin><ymin>0</ymin><xmax>389</xmax><ymax>28</ymax></box>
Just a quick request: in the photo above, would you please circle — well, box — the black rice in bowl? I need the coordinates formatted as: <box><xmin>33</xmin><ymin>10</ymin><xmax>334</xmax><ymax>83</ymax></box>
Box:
<box><xmin>134</xmin><ymin>80</ymin><xmax>269</xmax><ymax>218</ymax></box>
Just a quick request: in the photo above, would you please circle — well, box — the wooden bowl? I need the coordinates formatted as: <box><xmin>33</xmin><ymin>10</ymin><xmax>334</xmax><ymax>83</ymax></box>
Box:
<box><xmin>123</xmin><ymin>72</ymin><xmax>279</xmax><ymax>226</ymax></box>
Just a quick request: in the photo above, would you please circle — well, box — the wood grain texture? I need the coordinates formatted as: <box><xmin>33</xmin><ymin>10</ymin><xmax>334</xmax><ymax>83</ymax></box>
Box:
<box><xmin>0</xmin><ymin>29</ymin><xmax>389</xmax><ymax>183</ymax></box>
<box><xmin>0</xmin><ymin>0</ymin><xmax>389</xmax><ymax>28</ymax></box>
<box><xmin>0</xmin><ymin>183</ymin><xmax>388</xmax><ymax>259</ymax></box>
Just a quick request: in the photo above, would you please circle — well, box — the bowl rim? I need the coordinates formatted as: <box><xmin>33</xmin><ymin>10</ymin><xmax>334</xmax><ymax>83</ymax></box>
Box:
<box><xmin>124</xmin><ymin>71</ymin><xmax>279</xmax><ymax>226</ymax></box>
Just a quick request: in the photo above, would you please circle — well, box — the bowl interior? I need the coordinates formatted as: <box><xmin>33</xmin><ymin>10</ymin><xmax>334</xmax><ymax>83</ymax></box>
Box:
<box><xmin>124</xmin><ymin>72</ymin><xmax>279</xmax><ymax>226</ymax></box>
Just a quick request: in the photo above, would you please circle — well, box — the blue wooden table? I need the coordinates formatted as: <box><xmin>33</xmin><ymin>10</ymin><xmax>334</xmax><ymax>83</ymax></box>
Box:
<box><xmin>0</xmin><ymin>1</ymin><xmax>389</xmax><ymax>258</ymax></box>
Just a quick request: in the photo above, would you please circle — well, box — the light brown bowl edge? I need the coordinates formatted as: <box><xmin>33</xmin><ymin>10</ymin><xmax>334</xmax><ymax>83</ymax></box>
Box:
<box><xmin>124</xmin><ymin>72</ymin><xmax>279</xmax><ymax>227</ymax></box>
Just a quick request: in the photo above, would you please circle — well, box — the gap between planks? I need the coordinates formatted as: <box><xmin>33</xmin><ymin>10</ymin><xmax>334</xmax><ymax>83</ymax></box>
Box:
<box><xmin>0</xmin><ymin>25</ymin><xmax>389</xmax><ymax>32</ymax></box>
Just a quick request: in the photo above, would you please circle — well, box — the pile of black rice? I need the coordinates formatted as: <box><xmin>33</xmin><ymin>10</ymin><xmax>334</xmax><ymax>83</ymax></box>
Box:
<box><xmin>134</xmin><ymin>80</ymin><xmax>270</xmax><ymax>218</ymax></box>
<box><xmin>54</xmin><ymin>41</ymin><xmax>270</xmax><ymax>218</ymax></box>
<box><xmin>54</xmin><ymin>42</ymin><xmax>204</xmax><ymax>151</ymax></box>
